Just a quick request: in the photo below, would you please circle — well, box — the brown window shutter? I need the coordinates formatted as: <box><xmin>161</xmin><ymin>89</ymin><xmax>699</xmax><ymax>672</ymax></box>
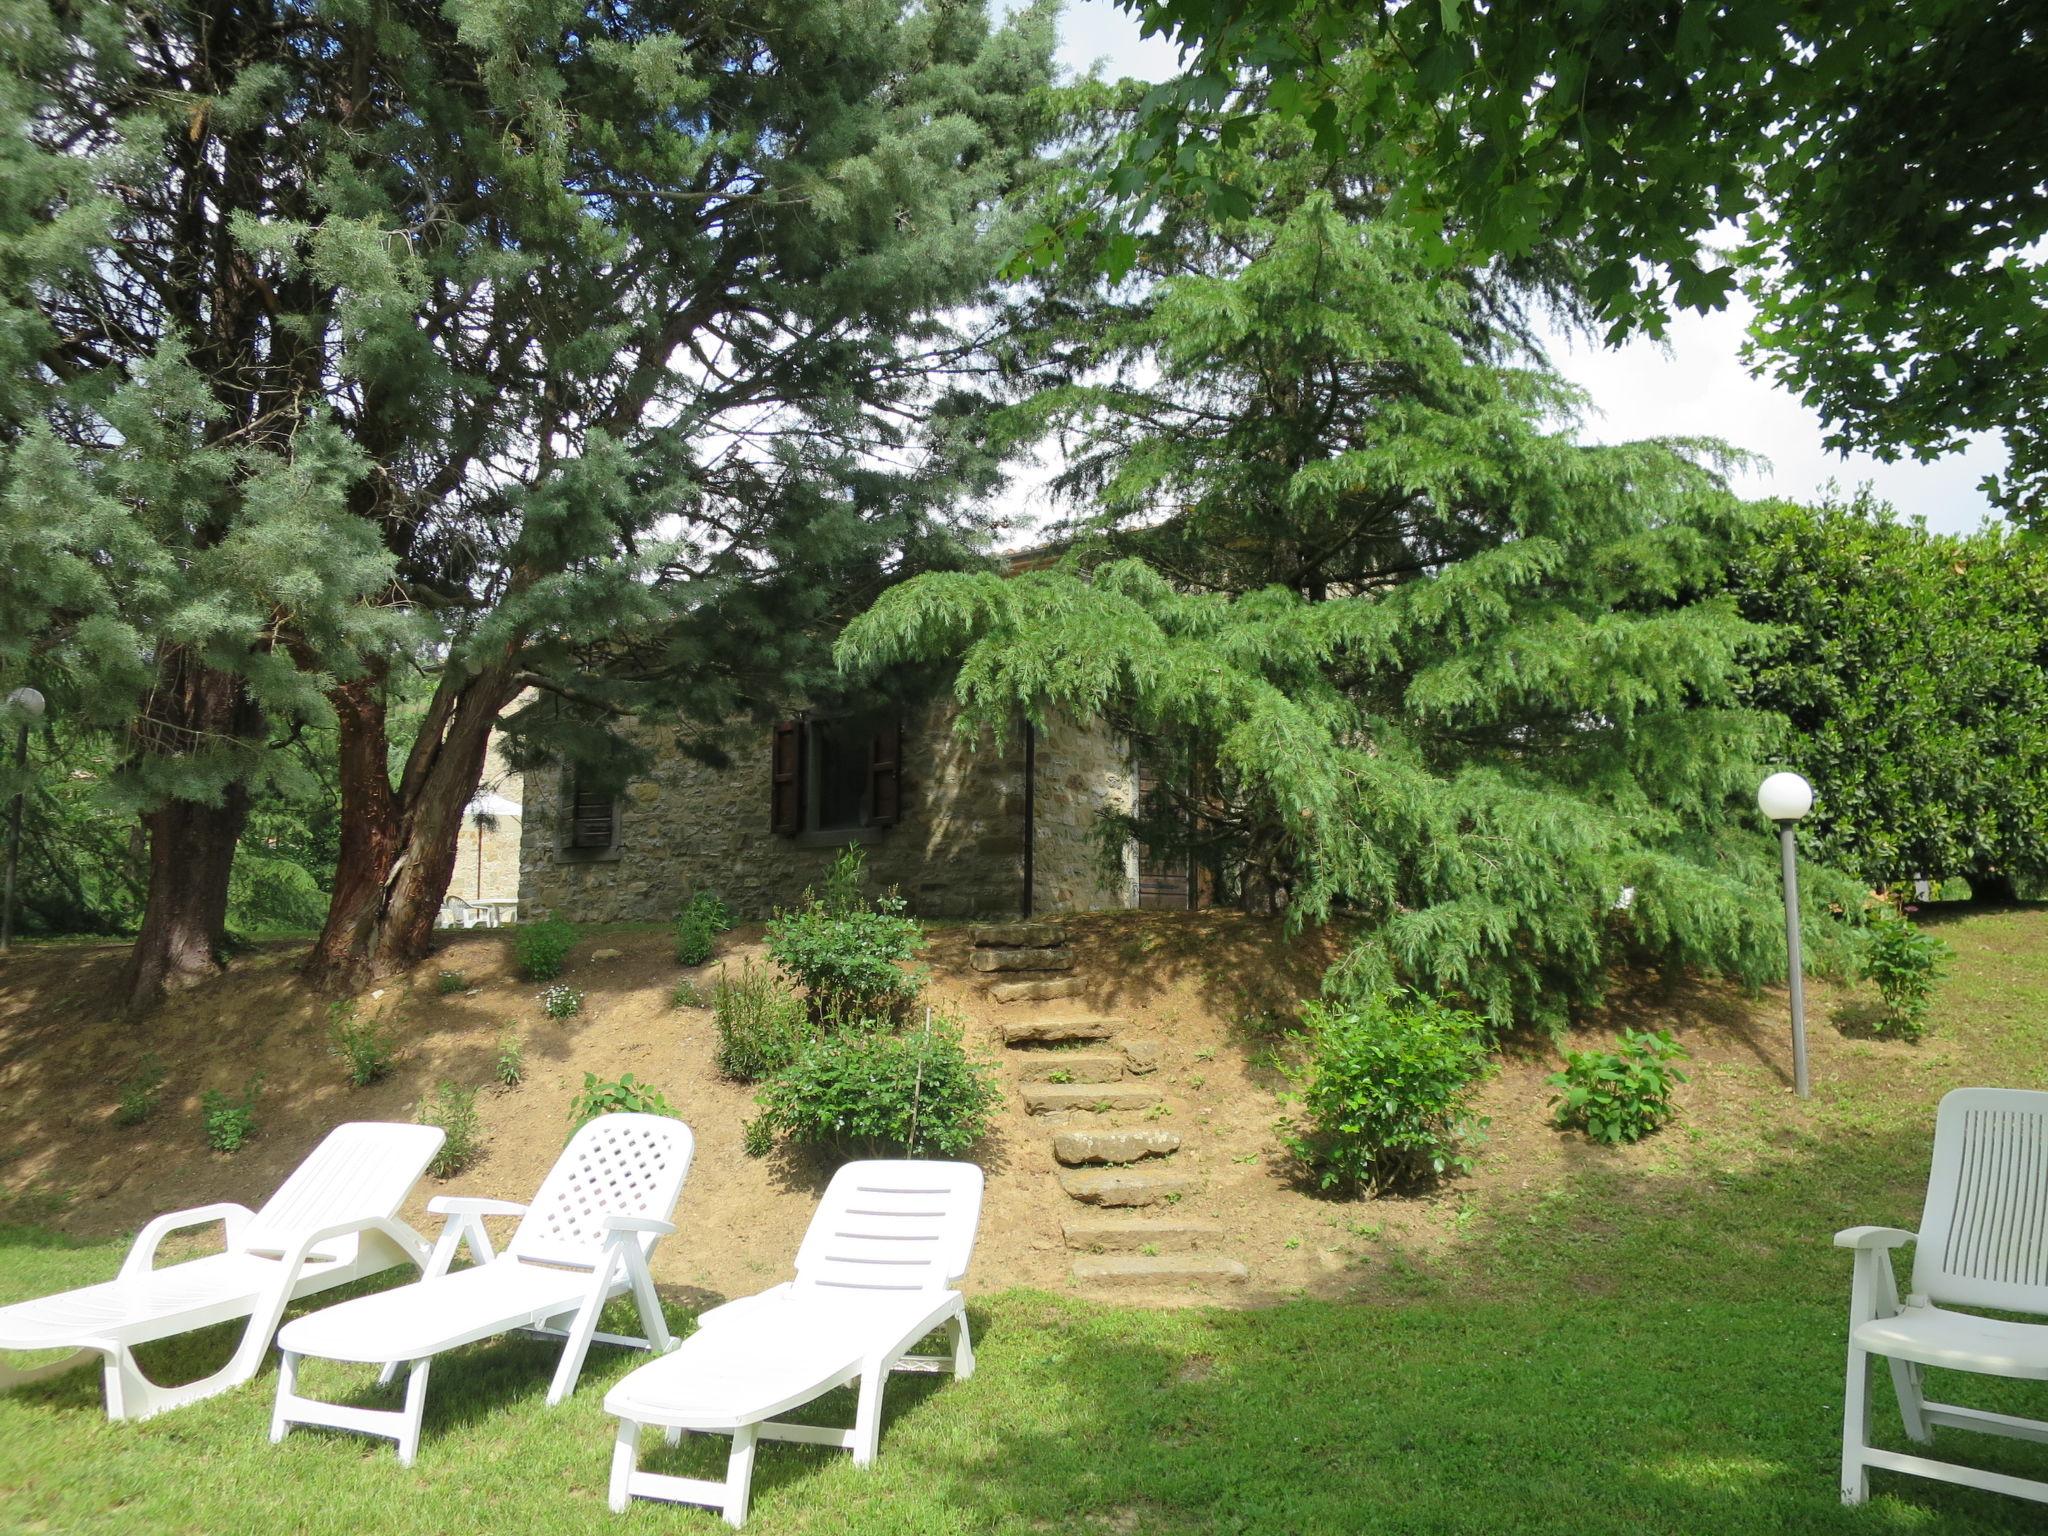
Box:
<box><xmin>868</xmin><ymin>717</ymin><xmax>902</xmax><ymax>827</ymax></box>
<box><xmin>771</xmin><ymin>719</ymin><xmax>805</xmax><ymax>834</ymax></box>
<box><xmin>568</xmin><ymin>779</ymin><xmax>616</xmax><ymax>851</ymax></box>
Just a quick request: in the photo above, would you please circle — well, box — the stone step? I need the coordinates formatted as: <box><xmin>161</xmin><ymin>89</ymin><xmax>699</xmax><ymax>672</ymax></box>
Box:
<box><xmin>1058</xmin><ymin>1168</ymin><xmax>1199</xmax><ymax>1208</ymax></box>
<box><xmin>1000</xmin><ymin>1016</ymin><xmax>1116</xmax><ymax>1046</ymax></box>
<box><xmin>1022</xmin><ymin>1083</ymin><xmax>1160</xmax><ymax>1115</ymax></box>
<box><xmin>988</xmin><ymin>976</ymin><xmax>1086</xmax><ymax>1005</ymax></box>
<box><xmin>970</xmin><ymin>947</ymin><xmax>1075</xmax><ymax>974</ymax></box>
<box><xmin>1014</xmin><ymin>1053</ymin><xmax>1125</xmax><ymax>1085</ymax></box>
<box><xmin>1063</xmin><ymin>1217</ymin><xmax>1222</xmax><ymax>1253</ymax></box>
<box><xmin>1072</xmin><ymin>1255</ymin><xmax>1249</xmax><ymax>1291</ymax></box>
<box><xmin>1053</xmin><ymin>1129</ymin><xmax>1180</xmax><ymax>1167</ymax></box>
<box><xmin>971</xmin><ymin>921</ymin><xmax>1066</xmax><ymax>949</ymax></box>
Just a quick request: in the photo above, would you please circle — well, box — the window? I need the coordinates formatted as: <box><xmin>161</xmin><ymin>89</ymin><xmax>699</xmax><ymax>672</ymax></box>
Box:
<box><xmin>771</xmin><ymin>716</ymin><xmax>901</xmax><ymax>838</ymax></box>
<box><xmin>561</xmin><ymin>774</ymin><xmax>619</xmax><ymax>856</ymax></box>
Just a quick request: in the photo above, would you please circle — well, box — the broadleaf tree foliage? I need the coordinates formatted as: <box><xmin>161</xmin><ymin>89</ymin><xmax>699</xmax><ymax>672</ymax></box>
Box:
<box><xmin>1</xmin><ymin>0</ymin><xmax>1062</xmax><ymax>997</ymax></box>
<box><xmin>844</xmin><ymin>112</ymin><xmax>1858</xmax><ymax>1029</ymax></box>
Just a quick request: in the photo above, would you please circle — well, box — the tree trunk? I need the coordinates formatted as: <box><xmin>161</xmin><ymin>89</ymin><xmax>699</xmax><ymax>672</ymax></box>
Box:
<box><xmin>1967</xmin><ymin>870</ymin><xmax>2020</xmax><ymax>905</ymax></box>
<box><xmin>302</xmin><ymin>659</ymin><xmax>518</xmax><ymax>990</ymax></box>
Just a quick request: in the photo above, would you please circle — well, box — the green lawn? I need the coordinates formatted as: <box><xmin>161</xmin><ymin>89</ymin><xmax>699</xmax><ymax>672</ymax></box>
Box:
<box><xmin>5</xmin><ymin>908</ymin><xmax>2048</xmax><ymax>1533</ymax></box>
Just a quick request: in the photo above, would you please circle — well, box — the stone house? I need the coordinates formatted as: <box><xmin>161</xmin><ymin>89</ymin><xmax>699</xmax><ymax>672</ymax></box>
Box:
<box><xmin>517</xmin><ymin>703</ymin><xmax>1186</xmax><ymax>924</ymax></box>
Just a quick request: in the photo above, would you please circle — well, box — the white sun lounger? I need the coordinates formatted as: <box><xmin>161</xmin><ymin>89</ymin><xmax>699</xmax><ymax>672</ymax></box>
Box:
<box><xmin>0</xmin><ymin>1120</ymin><xmax>444</xmax><ymax>1421</ymax></box>
<box><xmin>270</xmin><ymin>1111</ymin><xmax>693</xmax><ymax>1465</ymax></box>
<box><xmin>603</xmin><ymin>1159</ymin><xmax>984</xmax><ymax>1527</ymax></box>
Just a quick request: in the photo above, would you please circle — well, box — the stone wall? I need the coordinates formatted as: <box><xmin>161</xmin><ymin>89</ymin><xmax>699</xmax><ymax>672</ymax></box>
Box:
<box><xmin>1031</xmin><ymin>715</ymin><xmax>1138</xmax><ymax>912</ymax></box>
<box><xmin>451</xmin><ymin>727</ymin><xmax>524</xmax><ymax>907</ymax></box>
<box><xmin>519</xmin><ymin>704</ymin><xmax>1139</xmax><ymax>924</ymax></box>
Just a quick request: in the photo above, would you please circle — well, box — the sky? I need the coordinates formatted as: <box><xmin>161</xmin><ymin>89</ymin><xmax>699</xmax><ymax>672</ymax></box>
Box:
<box><xmin>1008</xmin><ymin>0</ymin><xmax>2009</xmax><ymax>538</ymax></box>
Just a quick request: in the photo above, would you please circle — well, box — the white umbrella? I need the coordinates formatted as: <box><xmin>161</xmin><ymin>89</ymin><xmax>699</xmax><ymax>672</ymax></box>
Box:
<box><xmin>465</xmin><ymin>792</ymin><xmax>522</xmax><ymax>821</ymax></box>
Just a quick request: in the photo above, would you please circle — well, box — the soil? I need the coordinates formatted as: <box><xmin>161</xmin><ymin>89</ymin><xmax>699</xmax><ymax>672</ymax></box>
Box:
<box><xmin>0</xmin><ymin>910</ymin><xmax>1939</xmax><ymax>1309</ymax></box>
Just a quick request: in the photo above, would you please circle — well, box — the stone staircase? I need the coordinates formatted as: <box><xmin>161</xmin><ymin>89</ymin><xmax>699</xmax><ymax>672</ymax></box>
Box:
<box><xmin>972</xmin><ymin>921</ymin><xmax>1250</xmax><ymax>1299</ymax></box>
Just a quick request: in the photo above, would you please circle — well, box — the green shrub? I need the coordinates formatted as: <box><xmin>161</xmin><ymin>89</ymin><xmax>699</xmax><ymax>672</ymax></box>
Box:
<box><xmin>568</xmin><ymin>1072</ymin><xmax>677</xmax><ymax>1131</ymax></box>
<box><xmin>1861</xmin><ymin>906</ymin><xmax>1951</xmax><ymax>1039</ymax></box>
<box><xmin>1549</xmin><ymin>1029</ymin><xmax>1689</xmax><ymax>1145</ymax></box>
<box><xmin>1280</xmin><ymin>990</ymin><xmax>1491</xmax><ymax>1196</ymax></box>
<box><xmin>765</xmin><ymin>847</ymin><xmax>926</xmax><ymax>1025</ymax></box>
<box><xmin>495</xmin><ymin>1030</ymin><xmax>525</xmax><ymax>1088</ymax></box>
<box><xmin>113</xmin><ymin>1054</ymin><xmax>167</xmax><ymax>1127</ymax></box>
<box><xmin>436</xmin><ymin>969</ymin><xmax>467</xmax><ymax>995</ymax></box>
<box><xmin>711</xmin><ymin>959</ymin><xmax>812</xmax><ymax>1082</ymax></box>
<box><xmin>748</xmin><ymin>1015</ymin><xmax>999</xmax><ymax>1160</ymax></box>
<box><xmin>669</xmin><ymin>980</ymin><xmax>707</xmax><ymax>1010</ymax></box>
<box><xmin>328</xmin><ymin>1001</ymin><xmax>397</xmax><ymax>1087</ymax></box>
<box><xmin>540</xmin><ymin>983</ymin><xmax>584</xmax><ymax>1019</ymax></box>
<box><xmin>420</xmin><ymin>1082</ymin><xmax>484</xmax><ymax>1177</ymax></box>
<box><xmin>673</xmin><ymin>890</ymin><xmax>736</xmax><ymax>967</ymax></box>
<box><xmin>201</xmin><ymin>1078</ymin><xmax>262</xmax><ymax>1152</ymax></box>
<box><xmin>515</xmin><ymin>918</ymin><xmax>579</xmax><ymax>981</ymax></box>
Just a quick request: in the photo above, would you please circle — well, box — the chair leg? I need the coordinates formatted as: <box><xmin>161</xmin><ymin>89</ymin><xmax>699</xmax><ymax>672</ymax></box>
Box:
<box><xmin>547</xmin><ymin>1288</ymin><xmax>609</xmax><ymax>1406</ymax></box>
<box><xmin>1842</xmin><ymin>1344</ymin><xmax>1873</xmax><ymax>1505</ymax></box>
<box><xmin>397</xmin><ymin>1360</ymin><xmax>432</xmax><ymax>1468</ymax></box>
<box><xmin>270</xmin><ymin>1350</ymin><xmax>299</xmax><ymax>1444</ymax></box>
<box><xmin>1888</xmin><ymin>1356</ymin><xmax>1932</xmax><ymax>1443</ymax></box>
<box><xmin>609</xmin><ymin>1419</ymin><xmax>641</xmax><ymax>1514</ymax></box>
<box><xmin>851</xmin><ymin>1361</ymin><xmax>887</xmax><ymax>1469</ymax></box>
<box><xmin>949</xmin><ymin>1311</ymin><xmax>975</xmax><ymax>1381</ymax></box>
<box><xmin>722</xmin><ymin>1424</ymin><xmax>758</xmax><ymax>1528</ymax></box>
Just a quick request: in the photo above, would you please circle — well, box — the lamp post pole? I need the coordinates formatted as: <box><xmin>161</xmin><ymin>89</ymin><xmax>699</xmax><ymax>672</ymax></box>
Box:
<box><xmin>1</xmin><ymin>687</ymin><xmax>47</xmax><ymax>954</ymax></box>
<box><xmin>1757</xmin><ymin>771</ymin><xmax>1814</xmax><ymax>1100</ymax></box>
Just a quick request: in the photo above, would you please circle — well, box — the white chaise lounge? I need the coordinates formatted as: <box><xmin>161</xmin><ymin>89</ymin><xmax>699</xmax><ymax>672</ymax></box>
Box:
<box><xmin>604</xmin><ymin>1158</ymin><xmax>984</xmax><ymax>1528</ymax></box>
<box><xmin>1840</xmin><ymin>1086</ymin><xmax>2048</xmax><ymax>1507</ymax></box>
<box><xmin>270</xmin><ymin>1111</ymin><xmax>692</xmax><ymax>1465</ymax></box>
<box><xmin>0</xmin><ymin>1120</ymin><xmax>444</xmax><ymax>1421</ymax></box>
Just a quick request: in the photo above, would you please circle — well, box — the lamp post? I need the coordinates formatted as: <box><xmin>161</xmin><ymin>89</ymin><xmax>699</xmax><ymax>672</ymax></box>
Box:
<box><xmin>1</xmin><ymin>686</ymin><xmax>47</xmax><ymax>954</ymax></box>
<box><xmin>1757</xmin><ymin>770</ymin><xmax>1814</xmax><ymax>1099</ymax></box>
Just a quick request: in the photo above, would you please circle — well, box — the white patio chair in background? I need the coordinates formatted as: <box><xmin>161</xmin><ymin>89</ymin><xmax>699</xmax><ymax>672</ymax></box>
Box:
<box><xmin>1839</xmin><ymin>1086</ymin><xmax>2048</xmax><ymax>1506</ymax></box>
<box><xmin>270</xmin><ymin>1112</ymin><xmax>692</xmax><ymax>1465</ymax></box>
<box><xmin>0</xmin><ymin>1121</ymin><xmax>443</xmax><ymax>1420</ymax></box>
<box><xmin>604</xmin><ymin>1159</ymin><xmax>984</xmax><ymax>1527</ymax></box>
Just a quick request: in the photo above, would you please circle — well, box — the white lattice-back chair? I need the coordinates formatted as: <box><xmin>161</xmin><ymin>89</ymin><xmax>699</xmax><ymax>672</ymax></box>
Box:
<box><xmin>1838</xmin><ymin>1087</ymin><xmax>2048</xmax><ymax>1505</ymax></box>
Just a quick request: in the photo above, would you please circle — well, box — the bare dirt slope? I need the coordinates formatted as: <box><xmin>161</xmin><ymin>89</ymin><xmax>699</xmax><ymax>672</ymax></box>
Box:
<box><xmin>0</xmin><ymin>909</ymin><xmax>1975</xmax><ymax>1308</ymax></box>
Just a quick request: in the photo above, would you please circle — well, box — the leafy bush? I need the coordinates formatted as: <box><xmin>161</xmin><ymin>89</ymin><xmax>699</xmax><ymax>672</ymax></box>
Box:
<box><xmin>1861</xmin><ymin>907</ymin><xmax>1951</xmax><ymax>1039</ymax></box>
<box><xmin>540</xmin><ymin>983</ymin><xmax>584</xmax><ymax>1020</ymax></box>
<box><xmin>568</xmin><ymin>1072</ymin><xmax>677</xmax><ymax>1130</ymax></box>
<box><xmin>765</xmin><ymin>848</ymin><xmax>926</xmax><ymax>1025</ymax></box>
<box><xmin>113</xmin><ymin>1054</ymin><xmax>167</xmax><ymax>1127</ymax></box>
<box><xmin>712</xmin><ymin>959</ymin><xmax>812</xmax><ymax>1082</ymax></box>
<box><xmin>515</xmin><ymin>918</ymin><xmax>579</xmax><ymax>981</ymax></box>
<box><xmin>436</xmin><ymin>969</ymin><xmax>467</xmax><ymax>995</ymax></box>
<box><xmin>1280</xmin><ymin>990</ymin><xmax>1492</xmax><ymax>1196</ymax></box>
<box><xmin>328</xmin><ymin>1001</ymin><xmax>397</xmax><ymax>1087</ymax></box>
<box><xmin>201</xmin><ymin>1079</ymin><xmax>262</xmax><ymax>1152</ymax></box>
<box><xmin>748</xmin><ymin>1015</ymin><xmax>999</xmax><ymax>1159</ymax></box>
<box><xmin>1549</xmin><ymin>1029</ymin><xmax>1689</xmax><ymax>1145</ymax></box>
<box><xmin>420</xmin><ymin>1082</ymin><xmax>483</xmax><ymax>1177</ymax></box>
<box><xmin>669</xmin><ymin>980</ymin><xmax>707</xmax><ymax>1010</ymax></box>
<box><xmin>495</xmin><ymin>1030</ymin><xmax>525</xmax><ymax>1088</ymax></box>
<box><xmin>673</xmin><ymin>890</ymin><xmax>736</xmax><ymax>967</ymax></box>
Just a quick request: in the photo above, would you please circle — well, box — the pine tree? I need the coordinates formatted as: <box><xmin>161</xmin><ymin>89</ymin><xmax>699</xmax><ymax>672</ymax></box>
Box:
<box><xmin>844</xmin><ymin>118</ymin><xmax>1857</xmax><ymax>1028</ymax></box>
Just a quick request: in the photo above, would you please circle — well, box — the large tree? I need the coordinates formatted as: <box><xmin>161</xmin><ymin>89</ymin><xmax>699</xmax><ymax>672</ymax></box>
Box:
<box><xmin>846</xmin><ymin>112</ymin><xmax>1858</xmax><ymax>1028</ymax></box>
<box><xmin>4</xmin><ymin>0</ymin><xmax>1061</xmax><ymax>995</ymax></box>
<box><xmin>1075</xmin><ymin>0</ymin><xmax>2047</xmax><ymax>519</ymax></box>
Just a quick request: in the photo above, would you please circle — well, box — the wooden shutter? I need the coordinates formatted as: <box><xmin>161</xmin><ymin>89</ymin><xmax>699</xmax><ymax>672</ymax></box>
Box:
<box><xmin>568</xmin><ymin>779</ymin><xmax>616</xmax><ymax>851</ymax></box>
<box><xmin>770</xmin><ymin>719</ymin><xmax>805</xmax><ymax>834</ymax></box>
<box><xmin>868</xmin><ymin>717</ymin><xmax>902</xmax><ymax>828</ymax></box>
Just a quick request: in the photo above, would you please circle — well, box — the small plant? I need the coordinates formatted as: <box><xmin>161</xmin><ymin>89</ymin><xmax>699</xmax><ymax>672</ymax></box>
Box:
<box><xmin>113</xmin><ymin>1054</ymin><xmax>167</xmax><ymax>1127</ymax></box>
<box><xmin>712</xmin><ymin>959</ymin><xmax>813</xmax><ymax>1083</ymax></box>
<box><xmin>328</xmin><ymin>1000</ymin><xmax>397</xmax><ymax>1087</ymax></box>
<box><xmin>435</xmin><ymin>969</ymin><xmax>467</xmax><ymax>995</ymax></box>
<box><xmin>515</xmin><ymin>917</ymin><xmax>579</xmax><ymax>981</ymax></box>
<box><xmin>1280</xmin><ymin>989</ymin><xmax>1492</xmax><ymax>1196</ymax></box>
<box><xmin>672</xmin><ymin>890</ymin><xmax>737</xmax><ymax>968</ymax></box>
<box><xmin>1861</xmin><ymin>906</ymin><xmax>1952</xmax><ymax>1039</ymax></box>
<box><xmin>747</xmin><ymin>1012</ymin><xmax>1000</xmax><ymax>1160</ymax></box>
<box><xmin>201</xmin><ymin>1078</ymin><xmax>262</xmax><ymax>1152</ymax></box>
<box><xmin>569</xmin><ymin>1072</ymin><xmax>677</xmax><ymax>1130</ymax></box>
<box><xmin>1046</xmin><ymin>1068</ymin><xmax>1074</xmax><ymax>1085</ymax></box>
<box><xmin>1548</xmin><ymin>1029</ymin><xmax>1690</xmax><ymax>1146</ymax></box>
<box><xmin>420</xmin><ymin>1082</ymin><xmax>483</xmax><ymax>1177</ymax></box>
<box><xmin>669</xmin><ymin>980</ymin><xmax>707</xmax><ymax>1010</ymax></box>
<box><xmin>494</xmin><ymin>1030</ymin><xmax>525</xmax><ymax>1088</ymax></box>
<box><xmin>764</xmin><ymin>847</ymin><xmax>927</xmax><ymax>1026</ymax></box>
<box><xmin>540</xmin><ymin>983</ymin><xmax>584</xmax><ymax>1020</ymax></box>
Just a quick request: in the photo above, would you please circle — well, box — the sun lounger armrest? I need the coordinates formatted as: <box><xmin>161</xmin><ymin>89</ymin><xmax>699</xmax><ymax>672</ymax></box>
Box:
<box><xmin>426</xmin><ymin>1197</ymin><xmax>530</xmax><ymax>1219</ymax></box>
<box><xmin>119</xmin><ymin>1202</ymin><xmax>257</xmax><ymax>1281</ymax></box>
<box><xmin>1834</xmin><ymin>1226</ymin><xmax>1917</xmax><ymax>1251</ymax></box>
<box><xmin>271</xmin><ymin>1215</ymin><xmax>434</xmax><ymax>1277</ymax></box>
<box><xmin>603</xmin><ymin>1216</ymin><xmax>677</xmax><ymax>1238</ymax></box>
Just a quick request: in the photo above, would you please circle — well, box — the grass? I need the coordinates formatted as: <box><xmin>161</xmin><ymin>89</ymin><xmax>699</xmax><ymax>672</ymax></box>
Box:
<box><xmin>2</xmin><ymin>907</ymin><xmax>2046</xmax><ymax>1534</ymax></box>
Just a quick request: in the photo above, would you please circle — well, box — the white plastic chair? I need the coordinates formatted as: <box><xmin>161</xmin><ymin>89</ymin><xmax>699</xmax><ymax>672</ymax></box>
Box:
<box><xmin>1839</xmin><ymin>1087</ymin><xmax>2048</xmax><ymax>1506</ymax></box>
<box><xmin>0</xmin><ymin>1121</ymin><xmax>443</xmax><ymax>1421</ymax></box>
<box><xmin>270</xmin><ymin>1112</ymin><xmax>693</xmax><ymax>1465</ymax></box>
<box><xmin>604</xmin><ymin>1159</ymin><xmax>984</xmax><ymax>1527</ymax></box>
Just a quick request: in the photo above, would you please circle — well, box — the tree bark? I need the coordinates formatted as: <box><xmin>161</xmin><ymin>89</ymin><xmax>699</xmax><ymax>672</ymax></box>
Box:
<box><xmin>302</xmin><ymin>657</ymin><xmax>518</xmax><ymax>990</ymax></box>
<box><xmin>1967</xmin><ymin>870</ymin><xmax>2020</xmax><ymax>905</ymax></box>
